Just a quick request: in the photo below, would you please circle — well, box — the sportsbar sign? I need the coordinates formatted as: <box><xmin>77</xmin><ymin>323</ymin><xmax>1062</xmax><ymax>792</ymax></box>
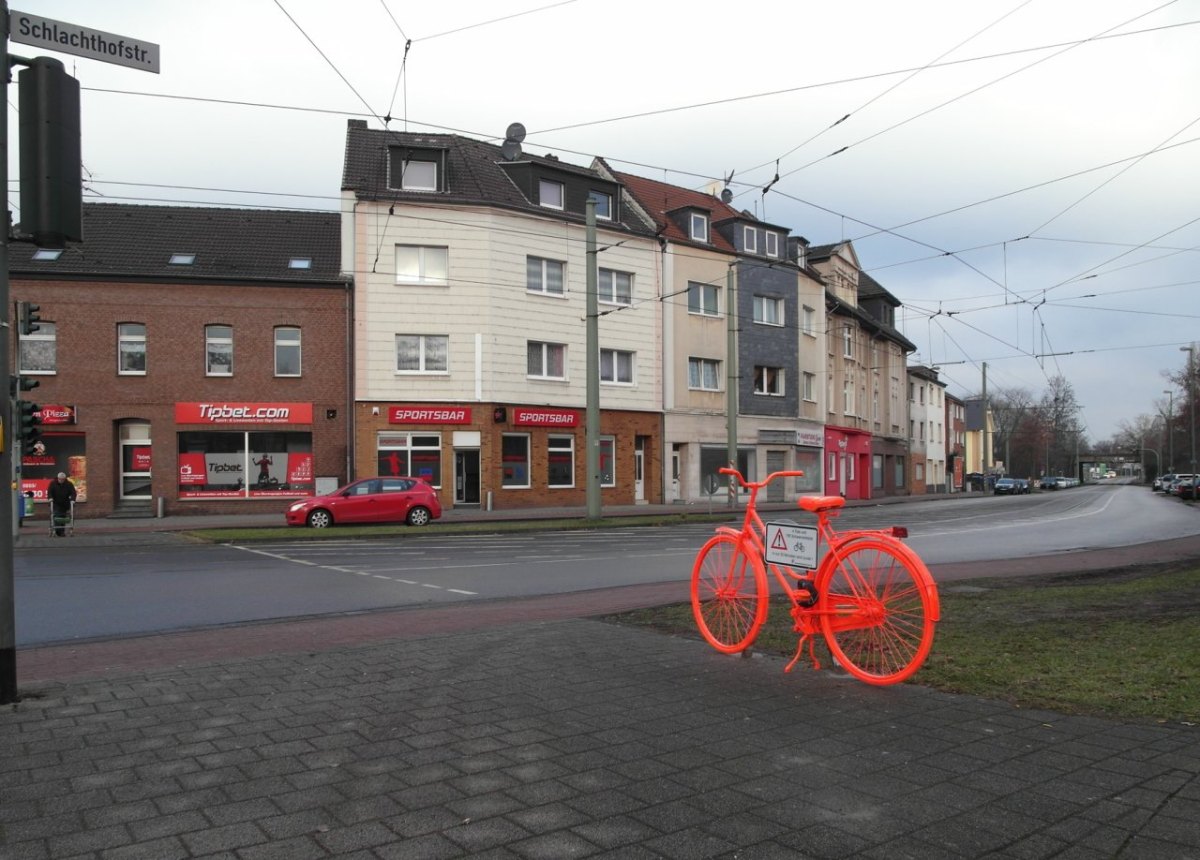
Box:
<box><xmin>513</xmin><ymin>407</ymin><xmax>580</xmax><ymax>427</ymax></box>
<box><xmin>389</xmin><ymin>406</ymin><xmax>472</xmax><ymax>424</ymax></box>
<box><xmin>175</xmin><ymin>402</ymin><xmax>313</xmax><ymax>426</ymax></box>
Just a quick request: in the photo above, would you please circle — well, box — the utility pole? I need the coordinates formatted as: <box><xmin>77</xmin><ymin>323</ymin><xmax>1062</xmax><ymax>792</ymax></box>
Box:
<box><xmin>1</xmin><ymin>2</ymin><xmax>15</xmax><ymax>704</ymax></box>
<box><xmin>585</xmin><ymin>199</ymin><xmax>601</xmax><ymax>520</ymax></box>
<box><xmin>981</xmin><ymin>362</ymin><xmax>989</xmax><ymax>479</ymax></box>
<box><xmin>725</xmin><ymin>263</ymin><xmax>737</xmax><ymax>506</ymax></box>
<box><xmin>1182</xmin><ymin>345</ymin><xmax>1197</xmax><ymax>479</ymax></box>
<box><xmin>1163</xmin><ymin>389</ymin><xmax>1174</xmax><ymax>470</ymax></box>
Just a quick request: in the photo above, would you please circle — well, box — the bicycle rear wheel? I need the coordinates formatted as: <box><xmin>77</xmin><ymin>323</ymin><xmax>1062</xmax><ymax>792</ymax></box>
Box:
<box><xmin>817</xmin><ymin>538</ymin><xmax>936</xmax><ymax>685</ymax></box>
<box><xmin>691</xmin><ymin>532</ymin><xmax>768</xmax><ymax>653</ymax></box>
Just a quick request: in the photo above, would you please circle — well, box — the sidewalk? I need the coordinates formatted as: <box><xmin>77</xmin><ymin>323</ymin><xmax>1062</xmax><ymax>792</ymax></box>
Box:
<box><xmin>4</xmin><ymin>498</ymin><xmax>1200</xmax><ymax>858</ymax></box>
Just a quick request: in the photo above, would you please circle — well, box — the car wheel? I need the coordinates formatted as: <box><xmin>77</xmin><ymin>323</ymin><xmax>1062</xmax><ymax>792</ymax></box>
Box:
<box><xmin>307</xmin><ymin>509</ymin><xmax>333</xmax><ymax>528</ymax></box>
<box><xmin>407</xmin><ymin>506</ymin><xmax>431</xmax><ymax>526</ymax></box>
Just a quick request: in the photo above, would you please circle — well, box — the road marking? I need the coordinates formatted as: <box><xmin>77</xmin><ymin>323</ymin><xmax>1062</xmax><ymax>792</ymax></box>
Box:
<box><xmin>226</xmin><ymin>545</ymin><xmax>477</xmax><ymax>595</ymax></box>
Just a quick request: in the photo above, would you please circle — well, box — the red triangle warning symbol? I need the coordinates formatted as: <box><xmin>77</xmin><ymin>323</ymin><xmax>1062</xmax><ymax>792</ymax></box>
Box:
<box><xmin>770</xmin><ymin>530</ymin><xmax>789</xmax><ymax>551</ymax></box>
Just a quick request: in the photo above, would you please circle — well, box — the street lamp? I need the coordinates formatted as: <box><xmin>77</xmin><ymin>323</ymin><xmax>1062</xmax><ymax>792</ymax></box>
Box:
<box><xmin>1182</xmin><ymin>346</ymin><xmax>1197</xmax><ymax>477</ymax></box>
<box><xmin>1163</xmin><ymin>389</ymin><xmax>1174</xmax><ymax>470</ymax></box>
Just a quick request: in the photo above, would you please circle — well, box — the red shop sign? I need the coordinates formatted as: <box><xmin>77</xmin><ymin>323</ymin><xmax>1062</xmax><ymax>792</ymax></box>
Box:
<box><xmin>175</xmin><ymin>402</ymin><xmax>313</xmax><ymax>425</ymax></box>
<box><xmin>37</xmin><ymin>404</ymin><xmax>77</xmax><ymax>425</ymax></box>
<box><xmin>513</xmin><ymin>407</ymin><xmax>580</xmax><ymax>427</ymax></box>
<box><xmin>388</xmin><ymin>405</ymin><xmax>473</xmax><ymax>424</ymax></box>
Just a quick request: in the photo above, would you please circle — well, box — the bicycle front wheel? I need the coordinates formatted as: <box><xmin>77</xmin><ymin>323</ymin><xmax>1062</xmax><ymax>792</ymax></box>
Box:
<box><xmin>817</xmin><ymin>538</ymin><xmax>936</xmax><ymax>685</ymax></box>
<box><xmin>691</xmin><ymin>532</ymin><xmax>768</xmax><ymax>654</ymax></box>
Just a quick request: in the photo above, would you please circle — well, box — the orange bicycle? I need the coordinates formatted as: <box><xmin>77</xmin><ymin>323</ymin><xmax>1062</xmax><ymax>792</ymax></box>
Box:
<box><xmin>691</xmin><ymin>468</ymin><xmax>940</xmax><ymax>686</ymax></box>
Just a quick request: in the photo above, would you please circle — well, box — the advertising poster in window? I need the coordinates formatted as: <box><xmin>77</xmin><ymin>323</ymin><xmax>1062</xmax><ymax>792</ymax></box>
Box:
<box><xmin>177</xmin><ymin>431</ymin><xmax>314</xmax><ymax>498</ymax></box>
<box><xmin>22</xmin><ymin>431</ymin><xmax>88</xmax><ymax>503</ymax></box>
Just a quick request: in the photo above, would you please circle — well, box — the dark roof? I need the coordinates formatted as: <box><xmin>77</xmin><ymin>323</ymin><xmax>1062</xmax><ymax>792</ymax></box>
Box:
<box><xmin>857</xmin><ymin>271</ymin><xmax>901</xmax><ymax>307</ymax></box>
<box><xmin>341</xmin><ymin>121</ymin><xmax>650</xmax><ymax>235</ymax></box>
<box><xmin>10</xmin><ymin>203</ymin><xmax>344</xmax><ymax>284</ymax></box>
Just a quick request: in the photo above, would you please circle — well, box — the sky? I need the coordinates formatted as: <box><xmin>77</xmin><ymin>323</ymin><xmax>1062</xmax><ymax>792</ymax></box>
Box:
<box><xmin>7</xmin><ymin>0</ymin><xmax>1199</xmax><ymax>445</ymax></box>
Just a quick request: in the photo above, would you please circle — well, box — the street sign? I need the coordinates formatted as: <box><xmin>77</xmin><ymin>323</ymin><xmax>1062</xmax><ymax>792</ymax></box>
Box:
<box><xmin>765</xmin><ymin>521</ymin><xmax>818</xmax><ymax>569</ymax></box>
<box><xmin>10</xmin><ymin>10</ymin><xmax>160</xmax><ymax>73</ymax></box>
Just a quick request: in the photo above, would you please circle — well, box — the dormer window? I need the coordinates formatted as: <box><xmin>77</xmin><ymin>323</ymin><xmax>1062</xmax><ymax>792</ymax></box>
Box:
<box><xmin>765</xmin><ymin>232</ymin><xmax>779</xmax><ymax>257</ymax></box>
<box><xmin>743</xmin><ymin>226</ymin><xmax>757</xmax><ymax>254</ymax></box>
<box><xmin>388</xmin><ymin>148</ymin><xmax>444</xmax><ymax>192</ymax></box>
<box><xmin>690</xmin><ymin>212</ymin><xmax>708</xmax><ymax>242</ymax></box>
<box><xmin>399</xmin><ymin>160</ymin><xmax>437</xmax><ymax>191</ymax></box>
<box><xmin>539</xmin><ymin>180</ymin><xmax>564</xmax><ymax>210</ymax></box>
<box><xmin>169</xmin><ymin>253</ymin><xmax>195</xmax><ymax>266</ymax></box>
<box><xmin>588</xmin><ymin>190</ymin><xmax>612</xmax><ymax>220</ymax></box>
<box><xmin>32</xmin><ymin>248</ymin><xmax>63</xmax><ymax>261</ymax></box>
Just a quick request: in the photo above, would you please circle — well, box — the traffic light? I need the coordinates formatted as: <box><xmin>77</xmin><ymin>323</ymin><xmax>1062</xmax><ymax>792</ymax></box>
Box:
<box><xmin>16</xmin><ymin>399</ymin><xmax>41</xmax><ymax>455</ymax></box>
<box><xmin>18</xmin><ymin>302</ymin><xmax>42</xmax><ymax>336</ymax></box>
<box><xmin>9</xmin><ymin>375</ymin><xmax>39</xmax><ymax>398</ymax></box>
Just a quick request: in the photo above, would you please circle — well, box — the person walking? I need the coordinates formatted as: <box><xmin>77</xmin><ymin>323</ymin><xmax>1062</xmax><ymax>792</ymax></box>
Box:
<box><xmin>47</xmin><ymin>472</ymin><xmax>77</xmax><ymax>537</ymax></box>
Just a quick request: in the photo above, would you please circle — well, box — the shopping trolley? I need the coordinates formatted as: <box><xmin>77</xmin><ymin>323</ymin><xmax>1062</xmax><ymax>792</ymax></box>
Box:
<box><xmin>50</xmin><ymin>501</ymin><xmax>75</xmax><ymax>537</ymax></box>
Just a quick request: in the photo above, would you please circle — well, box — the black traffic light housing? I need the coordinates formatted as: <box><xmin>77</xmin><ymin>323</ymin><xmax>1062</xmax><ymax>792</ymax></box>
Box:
<box><xmin>19</xmin><ymin>57</ymin><xmax>82</xmax><ymax>246</ymax></box>
<box><xmin>16</xmin><ymin>399</ymin><xmax>42</xmax><ymax>455</ymax></box>
<box><xmin>19</xmin><ymin>301</ymin><xmax>42</xmax><ymax>336</ymax></box>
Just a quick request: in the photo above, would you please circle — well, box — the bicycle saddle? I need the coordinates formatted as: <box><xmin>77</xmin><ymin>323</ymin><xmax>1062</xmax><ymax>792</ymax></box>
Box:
<box><xmin>797</xmin><ymin>495</ymin><xmax>845</xmax><ymax>512</ymax></box>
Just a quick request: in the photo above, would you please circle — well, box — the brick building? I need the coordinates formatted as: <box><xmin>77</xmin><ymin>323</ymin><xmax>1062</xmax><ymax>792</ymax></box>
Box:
<box><xmin>9</xmin><ymin>203</ymin><xmax>350</xmax><ymax>519</ymax></box>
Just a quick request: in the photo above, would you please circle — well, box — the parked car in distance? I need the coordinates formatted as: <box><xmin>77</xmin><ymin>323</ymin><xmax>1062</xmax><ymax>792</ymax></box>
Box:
<box><xmin>1167</xmin><ymin>474</ymin><xmax>1195</xmax><ymax>497</ymax></box>
<box><xmin>1039</xmin><ymin>476</ymin><xmax>1060</xmax><ymax>490</ymax></box>
<box><xmin>1155</xmin><ymin>473</ymin><xmax>1176</xmax><ymax>492</ymax></box>
<box><xmin>1178</xmin><ymin>476</ymin><xmax>1199</xmax><ymax>501</ymax></box>
<box><xmin>994</xmin><ymin>477</ymin><xmax>1020</xmax><ymax>495</ymax></box>
<box><xmin>285</xmin><ymin>476</ymin><xmax>442</xmax><ymax>528</ymax></box>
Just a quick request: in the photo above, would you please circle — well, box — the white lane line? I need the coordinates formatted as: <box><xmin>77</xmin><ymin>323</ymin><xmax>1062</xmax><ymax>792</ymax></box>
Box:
<box><xmin>446</xmin><ymin>588</ymin><xmax>476</xmax><ymax>595</ymax></box>
<box><xmin>226</xmin><ymin>545</ymin><xmax>477</xmax><ymax>595</ymax></box>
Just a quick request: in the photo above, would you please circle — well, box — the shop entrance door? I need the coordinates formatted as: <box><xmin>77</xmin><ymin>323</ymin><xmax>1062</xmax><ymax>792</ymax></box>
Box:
<box><xmin>766</xmin><ymin>450</ymin><xmax>785</xmax><ymax>501</ymax></box>
<box><xmin>634</xmin><ymin>436</ymin><xmax>647</xmax><ymax>502</ymax></box>
<box><xmin>119</xmin><ymin>421</ymin><xmax>152</xmax><ymax>499</ymax></box>
<box><xmin>455</xmin><ymin>449</ymin><xmax>480</xmax><ymax>505</ymax></box>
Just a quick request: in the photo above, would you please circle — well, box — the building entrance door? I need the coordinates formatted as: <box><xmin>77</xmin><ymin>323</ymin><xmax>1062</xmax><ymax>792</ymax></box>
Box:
<box><xmin>455</xmin><ymin>449</ymin><xmax>480</xmax><ymax>505</ymax></box>
<box><xmin>119</xmin><ymin>421</ymin><xmax>152</xmax><ymax>499</ymax></box>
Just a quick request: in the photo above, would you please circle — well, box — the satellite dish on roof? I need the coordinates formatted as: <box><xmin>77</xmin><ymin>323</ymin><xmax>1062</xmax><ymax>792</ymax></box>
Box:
<box><xmin>501</xmin><ymin>122</ymin><xmax>526</xmax><ymax>161</ymax></box>
<box><xmin>720</xmin><ymin>188</ymin><xmax>733</xmax><ymax>204</ymax></box>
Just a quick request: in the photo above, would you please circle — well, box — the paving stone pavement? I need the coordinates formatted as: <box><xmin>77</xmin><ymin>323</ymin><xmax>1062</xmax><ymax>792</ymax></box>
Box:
<box><xmin>3</xmin><ymin>614</ymin><xmax>1199</xmax><ymax>860</ymax></box>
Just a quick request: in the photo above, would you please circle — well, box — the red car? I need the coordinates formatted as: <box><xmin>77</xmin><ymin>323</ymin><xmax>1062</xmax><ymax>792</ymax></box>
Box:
<box><xmin>285</xmin><ymin>476</ymin><xmax>442</xmax><ymax>528</ymax></box>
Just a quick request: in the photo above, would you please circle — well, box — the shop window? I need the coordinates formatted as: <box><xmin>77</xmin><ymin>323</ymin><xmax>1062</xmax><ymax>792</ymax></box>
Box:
<box><xmin>19</xmin><ymin>321</ymin><xmax>56</xmax><ymax>374</ymax></box>
<box><xmin>547</xmin><ymin>435</ymin><xmax>574</xmax><ymax>488</ymax></box>
<box><xmin>206</xmin><ymin>324</ymin><xmax>233</xmax><ymax>376</ymax></box>
<box><xmin>118</xmin><ymin>323</ymin><xmax>146</xmax><ymax>375</ymax></box>
<box><xmin>700</xmin><ymin>446</ymin><xmax>752</xmax><ymax>493</ymax></box>
<box><xmin>599</xmin><ymin>436</ymin><xmax>616</xmax><ymax>487</ymax></box>
<box><xmin>501</xmin><ymin>434</ymin><xmax>530</xmax><ymax>488</ymax></box>
<box><xmin>276</xmin><ymin>327</ymin><xmax>301</xmax><ymax>376</ymax></box>
<box><xmin>377</xmin><ymin>432</ymin><xmax>442</xmax><ymax>486</ymax></box>
<box><xmin>177</xmin><ymin>431</ymin><xmax>313</xmax><ymax>498</ymax></box>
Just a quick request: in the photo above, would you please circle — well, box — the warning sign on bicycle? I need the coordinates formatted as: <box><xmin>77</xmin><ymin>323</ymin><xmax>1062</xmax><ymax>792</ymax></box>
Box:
<box><xmin>765</xmin><ymin>521</ymin><xmax>818</xmax><ymax>569</ymax></box>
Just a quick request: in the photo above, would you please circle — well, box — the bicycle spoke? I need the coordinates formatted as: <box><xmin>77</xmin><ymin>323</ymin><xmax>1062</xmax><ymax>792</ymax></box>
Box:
<box><xmin>691</xmin><ymin>533</ymin><xmax>767</xmax><ymax>654</ymax></box>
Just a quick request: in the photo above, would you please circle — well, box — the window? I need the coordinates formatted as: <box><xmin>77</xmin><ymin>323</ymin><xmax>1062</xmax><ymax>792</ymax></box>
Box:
<box><xmin>843</xmin><ymin>326</ymin><xmax>854</xmax><ymax>358</ymax></box>
<box><xmin>548</xmin><ymin>436</ymin><xmax>574</xmax><ymax>487</ymax></box>
<box><xmin>205</xmin><ymin>325</ymin><xmax>233</xmax><ymax>376</ymax></box>
<box><xmin>754</xmin><ymin>366</ymin><xmax>783</xmax><ymax>396</ymax></box>
<box><xmin>843</xmin><ymin>379</ymin><xmax>854</xmax><ymax>415</ymax></box>
<box><xmin>802</xmin><ymin>305</ymin><xmax>816</xmax><ymax>336</ymax></box>
<box><xmin>396</xmin><ymin>334</ymin><xmax>448</xmax><ymax>373</ymax></box>
<box><xmin>377</xmin><ymin>432</ymin><xmax>442</xmax><ymax>485</ymax></box>
<box><xmin>539</xmin><ymin>179</ymin><xmax>564</xmax><ymax>209</ymax></box>
<box><xmin>894</xmin><ymin>457</ymin><xmax>905</xmax><ymax>488</ymax></box>
<box><xmin>288</xmin><ymin>258</ymin><xmax>311</xmax><ymax>270</ymax></box>
<box><xmin>588</xmin><ymin>190</ymin><xmax>612</xmax><ymax>220</ymax></box>
<box><xmin>396</xmin><ymin>245</ymin><xmax>449</xmax><ymax>285</ymax></box>
<box><xmin>600</xmin><ymin>349</ymin><xmax>634</xmax><ymax>384</ymax></box>
<box><xmin>526</xmin><ymin>256</ymin><xmax>565</xmax><ymax>295</ymax></box>
<box><xmin>687</xmin><ymin>281</ymin><xmax>719</xmax><ymax>316</ymax></box>
<box><xmin>765</xmin><ymin>232</ymin><xmax>779</xmax><ymax>257</ymax></box>
<box><xmin>177</xmin><ymin>431</ymin><xmax>314</xmax><ymax>498</ymax></box>
<box><xmin>743</xmin><ymin>226</ymin><xmax>757</xmax><ymax>254</ymax></box>
<box><xmin>527</xmin><ymin>341</ymin><xmax>566</xmax><ymax>379</ymax></box>
<box><xmin>598</xmin><ymin>268</ymin><xmax>632</xmax><ymax>305</ymax></box>
<box><xmin>689</xmin><ymin>212</ymin><xmax>708</xmax><ymax>242</ymax></box>
<box><xmin>118</xmin><ymin>323</ymin><xmax>146</xmax><ymax>374</ymax></box>
<box><xmin>32</xmin><ymin>248</ymin><xmax>62</xmax><ymax>261</ymax></box>
<box><xmin>688</xmin><ymin>357</ymin><xmax>721</xmax><ymax>391</ymax></box>
<box><xmin>599</xmin><ymin>436</ymin><xmax>616</xmax><ymax>487</ymax></box>
<box><xmin>752</xmin><ymin>295</ymin><xmax>783</xmax><ymax>326</ymax></box>
<box><xmin>398</xmin><ymin>159</ymin><xmax>437</xmax><ymax>191</ymax></box>
<box><xmin>168</xmin><ymin>253</ymin><xmax>195</xmax><ymax>266</ymax></box>
<box><xmin>275</xmin><ymin>327</ymin><xmax>302</xmax><ymax>376</ymax></box>
<box><xmin>501</xmin><ymin>434</ymin><xmax>530</xmax><ymax>487</ymax></box>
<box><xmin>19</xmin><ymin>321</ymin><xmax>56</xmax><ymax>374</ymax></box>
<box><xmin>803</xmin><ymin>372</ymin><xmax>815</xmax><ymax>401</ymax></box>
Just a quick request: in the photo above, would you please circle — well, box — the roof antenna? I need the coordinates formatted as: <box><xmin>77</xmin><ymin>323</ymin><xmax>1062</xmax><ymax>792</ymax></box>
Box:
<box><xmin>500</xmin><ymin>122</ymin><xmax>526</xmax><ymax>161</ymax></box>
<box><xmin>720</xmin><ymin>169</ymin><xmax>735</xmax><ymax>204</ymax></box>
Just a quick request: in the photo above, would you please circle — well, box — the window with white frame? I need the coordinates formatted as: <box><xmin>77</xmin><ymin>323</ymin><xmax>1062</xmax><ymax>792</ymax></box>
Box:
<box><xmin>687</xmin><ymin>281</ymin><xmax>719</xmax><ymax>316</ymax></box>
<box><xmin>538</xmin><ymin>179</ymin><xmax>564</xmax><ymax>209</ymax></box>
<box><xmin>19</xmin><ymin>321</ymin><xmax>56</xmax><ymax>374</ymax></box>
<box><xmin>399</xmin><ymin>160</ymin><xmax>437</xmax><ymax>191</ymax></box>
<box><xmin>752</xmin><ymin>295</ymin><xmax>783</xmax><ymax>326</ymax></box>
<box><xmin>395</xmin><ymin>245</ymin><xmax>449</xmax><ymax>285</ymax></box>
<box><xmin>588</xmin><ymin>190</ymin><xmax>612</xmax><ymax>220</ymax></box>
<box><xmin>802</xmin><ymin>371</ymin><xmax>815</xmax><ymax>401</ymax></box>
<box><xmin>547</xmin><ymin>436</ymin><xmax>574</xmax><ymax>487</ymax></box>
<box><xmin>275</xmin><ymin>327</ymin><xmax>302</xmax><ymax>376</ymax></box>
<box><xmin>598</xmin><ymin>268</ymin><xmax>632</xmax><ymax>305</ymax></box>
<box><xmin>802</xmin><ymin>305</ymin><xmax>816</xmax><ymax>336</ymax></box>
<box><xmin>396</xmin><ymin>334</ymin><xmax>448</xmax><ymax>373</ymax></box>
<box><xmin>843</xmin><ymin>378</ymin><xmax>854</xmax><ymax>415</ymax></box>
<box><xmin>526</xmin><ymin>256</ymin><xmax>565</xmax><ymax>295</ymax></box>
<box><xmin>743</xmin><ymin>226</ymin><xmax>757</xmax><ymax>254</ymax></box>
<box><xmin>688</xmin><ymin>357</ymin><xmax>721</xmax><ymax>391</ymax></box>
<box><xmin>843</xmin><ymin>325</ymin><xmax>854</xmax><ymax>358</ymax></box>
<box><xmin>753</xmin><ymin>366</ymin><xmax>784</xmax><ymax>396</ymax></box>
<box><xmin>205</xmin><ymin>325</ymin><xmax>233</xmax><ymax>376</ymax></box>
<box><xmin>765</xmin><ymin>232</ymin><xmax>779</xmax><ymax>257</ymax></box>
<box><xmin>527</xmin><ymin>341</ymin><xmax>566</xmax><ymax>379</ymax></box>
<box><xmin>118</xmin><ymin>323</ymin><xmax>146</xmax><ymax>375</ymax></box>
<box><xmin>689</xmin><ymin>212</ymin><xmax>708</xmax><ymax>242</ymax></box>
<box><xmin>600</xmin><ymin>348</ymin><xmax>634</xmax><ymax>384</ymax></box>
<box><xmin>501</xmin><ymin>434</ymin><xmax>530</xmax><ymax>487</ymax></box>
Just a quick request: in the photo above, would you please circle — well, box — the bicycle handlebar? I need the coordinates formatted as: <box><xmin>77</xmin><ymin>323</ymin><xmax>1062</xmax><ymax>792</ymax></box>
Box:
<box><xmin>718</xmin><ymin>467</ymin><xmax>804</xmax><ymax>489</ymax></box>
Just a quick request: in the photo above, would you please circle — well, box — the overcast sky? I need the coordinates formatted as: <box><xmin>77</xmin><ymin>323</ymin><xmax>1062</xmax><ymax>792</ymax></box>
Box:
<box><xmin>8</xmin><ymin>0</ymin><xmax>1199</xmax><ymax>446</ymax></box>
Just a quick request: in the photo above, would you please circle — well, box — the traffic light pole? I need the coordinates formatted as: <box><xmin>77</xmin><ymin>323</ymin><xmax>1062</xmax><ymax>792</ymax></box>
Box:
<box><xmin>2</xmin><ymin>1</ymin><xmax>18</xmax><ymax>704</ymax></box>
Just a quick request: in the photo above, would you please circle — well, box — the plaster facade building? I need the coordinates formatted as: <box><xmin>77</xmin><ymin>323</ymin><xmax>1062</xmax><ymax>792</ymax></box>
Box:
<box><xmin>907</xmin><ymin>365</ymin><xmax>947</xmax><ymax>493</ymax></box>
